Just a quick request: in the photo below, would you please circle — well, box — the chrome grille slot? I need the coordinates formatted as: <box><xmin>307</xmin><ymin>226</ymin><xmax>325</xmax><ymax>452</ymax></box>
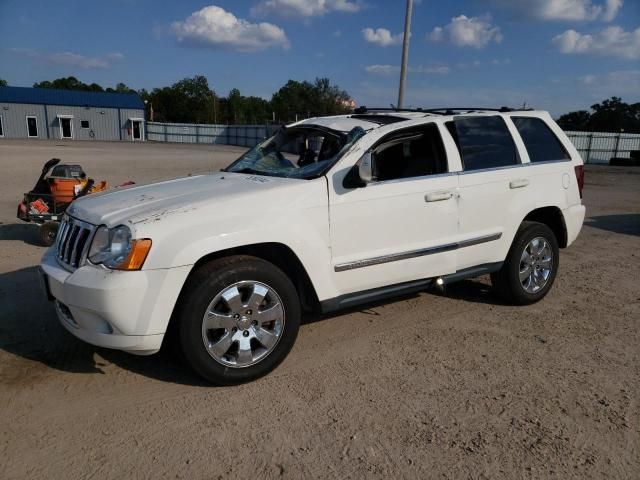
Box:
<box><xmin>56</xmin><ymin>217</ymin><xmax>96</xmax><ymax>270</ymax></box>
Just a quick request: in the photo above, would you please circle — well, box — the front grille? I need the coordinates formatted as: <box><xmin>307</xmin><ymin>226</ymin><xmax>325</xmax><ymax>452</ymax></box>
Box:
<box><xmin>56</xmin><ymin>216</ymin><xmax>95</xmax><ymax>270</ymax></box>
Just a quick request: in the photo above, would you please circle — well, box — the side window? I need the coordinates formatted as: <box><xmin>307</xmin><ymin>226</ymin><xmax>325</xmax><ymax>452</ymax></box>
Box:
<box><xmin>446</xmin><ymin>116</ymin><xmax>519</xmax><ymax>171</ymax></box>
<box><xmin>372</xmin><ymin>124</ymin><xmax>448</xmax><ymax>182</ymax></box>
<box><xmin>512</xmin><ymin>117</ymin><xmax>570</xmax><ymax>163</ymax></box>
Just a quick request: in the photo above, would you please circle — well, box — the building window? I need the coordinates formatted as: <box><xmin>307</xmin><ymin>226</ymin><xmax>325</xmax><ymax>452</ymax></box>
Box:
<box><xmin>0</xmin><ymin>116</ymin><xmax>4</xmax><ymax>137</ymax></box>
<box><xmin>81</xmin><ymin>120</ymin><xmax>90</xmax><ymax>129</ymax></box>
<box><xmin>26</xmin><ymin>116</ymin><xmax>38</xmax><ymax>137</ymax></box>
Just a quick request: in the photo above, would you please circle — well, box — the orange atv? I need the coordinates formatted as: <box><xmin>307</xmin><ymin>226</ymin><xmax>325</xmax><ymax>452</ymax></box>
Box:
<box><xmin>17</xmin><ymin>158</ymin><xmax>108</xmax><ymax>246</ymax></box>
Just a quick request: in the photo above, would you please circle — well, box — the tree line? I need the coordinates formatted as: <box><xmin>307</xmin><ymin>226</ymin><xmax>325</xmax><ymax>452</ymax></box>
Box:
<box><xmin>556</xmin><ymin>97</ymin><xmax>640</xmax><ymax>133</ymax></box>
<box><xmin>1</xmin><ymin>76</ymin><xmax>638</xmax><ymax>132</ymax></box>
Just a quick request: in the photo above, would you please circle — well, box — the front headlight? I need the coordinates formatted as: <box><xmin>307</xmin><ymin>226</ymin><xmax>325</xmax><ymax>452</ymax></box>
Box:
<box><xmin>88</xmin><ymin>225</ymin><xmax>152</xmax><ymax>270</ymax></box>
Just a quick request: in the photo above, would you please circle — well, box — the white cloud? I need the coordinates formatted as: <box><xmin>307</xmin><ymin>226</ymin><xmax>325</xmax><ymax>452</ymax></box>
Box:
<box><xmin>251</xmin><ymin>0</ymin><xmax>361</xmax><ymax>18</ymax></box>
<box><xmin>552</xmin><ymin>25</ymin><xmax>640</xmax><ymax>59</ymax></box>
<box><xmin>489</xmin><ymin>0</ymin><xmax>623</xmax><ymax>22</ymax></box>
<box><xmin>365</xmin><ymin>64</ymin><xmax>450</xmax><ymax>75</ymax></box>
<box><xmin>171</xmin><ymin>5</ymin><xmax>289</xmax><ymax>52</ymax></box>
<box><xmin>429</xmin><ymin>15</ymin><xmax>503</xmax><ymax>48</ymax></box>
<box><xmin>10</xmin><ymin>48</ymin><xmax>124</xmax><ymax>69</ymax></box>
<box><xmin>362</xmin><ymin>28</ymin><xmax>403</xmax><ymax>47</ymax></box>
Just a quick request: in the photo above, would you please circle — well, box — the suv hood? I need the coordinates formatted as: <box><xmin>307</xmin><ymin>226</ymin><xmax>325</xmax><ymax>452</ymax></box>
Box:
<box><xmin>67</xmin><ymin>172</ymin><xmax>296</xmax><ymax>227</ymax></box>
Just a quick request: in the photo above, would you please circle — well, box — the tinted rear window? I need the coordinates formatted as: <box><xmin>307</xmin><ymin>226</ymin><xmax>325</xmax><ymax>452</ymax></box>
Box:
<box><xmin>512</xmin><ymin>117</ymin><xmax>570</xmax><ymax>163</ymax></box>
<box><xmin>447</xmin><ymin>116</ymin><xmax>519</xmax><ymax>171</ymax></box>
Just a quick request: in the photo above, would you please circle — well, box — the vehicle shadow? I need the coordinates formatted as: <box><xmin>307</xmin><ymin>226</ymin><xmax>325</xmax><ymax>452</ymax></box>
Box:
<box><xmin>1</xmin><ymin>266</ymin><xmax>504</xmax><ymax>386</ymax></box>
<box><xmin>0</xmin><ymin>266</ymin><xmax>208</xmax><ymax>387</ymax></box>
<box><xmin>0</xmin><ymin>223</ymin><xmax>42</xmax><ymax>246</ymax></box>
<box><xmin>585</xmin><ymin>214</ymin><xmax>640</xmax><ymax>237</ymax></box>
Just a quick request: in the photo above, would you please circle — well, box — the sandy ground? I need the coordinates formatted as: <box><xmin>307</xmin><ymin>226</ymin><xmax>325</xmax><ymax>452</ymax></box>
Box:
<box><xmin>0</xmin><ymin>140</ymin><xmax>638</xmax><ymax>479</ymax></box>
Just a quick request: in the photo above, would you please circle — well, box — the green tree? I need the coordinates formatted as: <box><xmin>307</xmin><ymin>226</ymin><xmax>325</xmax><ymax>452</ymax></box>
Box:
<box><xmin>556</xmin><ymin>110</ymin><xmax>591</xmax><ymax>131</ymax></box>
<box><xmin>557</xmin><ymin>97</ymin><xmax>640</xmax><ymax>133</ymax></box>
<box><xmin>271</xmin><ymin>78</ymin><xmax>353</xmax><ymax>123</ymax></box>
<box><xmin>0</xmin><ymin>79</ymin><xmax>7</xmax><ymax>87</ymax></box>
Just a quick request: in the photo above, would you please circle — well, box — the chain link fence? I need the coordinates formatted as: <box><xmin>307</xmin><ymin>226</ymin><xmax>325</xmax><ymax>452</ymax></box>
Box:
<box><xmin>147</xmin><ymin>122</ymin><xmax>640</xmax><ymax>165</ymax></box>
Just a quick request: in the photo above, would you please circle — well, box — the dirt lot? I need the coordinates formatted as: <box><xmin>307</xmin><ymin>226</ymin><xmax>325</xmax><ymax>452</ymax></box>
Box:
<box><xmin>0</xmin><ymin>140</ymin><xmax>638</xmax><ymax>479</ymax></box>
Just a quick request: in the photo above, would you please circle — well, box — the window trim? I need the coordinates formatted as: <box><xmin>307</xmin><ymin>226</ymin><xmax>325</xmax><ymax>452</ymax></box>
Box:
<box><xmin>448</xmin><ymin>115</ymin><xmax>522</xmax><ymax>173</ymax></box>
<box><xmin>26</xmin><ymin>116</ymin><xmax>38</xmax><ymax>138</ymax></box>
<box><xmin>511</xmin><ymin>116</ymin><xmax>571</xmax><ymax>164</ymax></box>
<box><xmin>367</xmin><ymin>122</ymin><xmax>450</xmax><ymax>184</ymax></box>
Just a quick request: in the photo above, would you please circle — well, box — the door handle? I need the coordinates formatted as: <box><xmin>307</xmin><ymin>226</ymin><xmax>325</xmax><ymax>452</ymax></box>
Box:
<box><xmin>425</xmin><ymin>191</ymin><xmax>453</xmax><ymax>202</ymax></box>
<box><xmin>509</xmin><ymin>179</ymin><xmax>529</xmax><ymax>189</ymax></box>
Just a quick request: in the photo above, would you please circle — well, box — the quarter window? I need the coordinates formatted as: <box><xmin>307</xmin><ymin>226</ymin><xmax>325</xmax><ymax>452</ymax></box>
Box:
<box><xmin>446</xmin><ymin>116</ymin><xmax>519</xmax><ymax>171</ymax></box>
<box><xmin>512</xmin><ymin>117</ymin><xmax>570</xmax><ymax>163</ymax></box>
<box><xmin>372</xmin><ymin>124</ymin><xmax>448</xmax><ymax>182</ymax></box>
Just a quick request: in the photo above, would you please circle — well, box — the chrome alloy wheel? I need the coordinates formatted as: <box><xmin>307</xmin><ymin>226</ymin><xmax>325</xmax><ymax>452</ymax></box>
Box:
<box><xmin>519</xmin><ymin>237</ymin><xmax>553</xmax><ymax>294</ymax></box>
<box><xmin>201</xmin><ymin>281</ymin><xmax>285</xmax><ymax>368</ymax></box>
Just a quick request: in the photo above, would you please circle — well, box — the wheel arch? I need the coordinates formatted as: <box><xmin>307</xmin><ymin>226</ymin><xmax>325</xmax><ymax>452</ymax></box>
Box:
<box><xmin>174</xmin><ymin>242</ymin><xmax>320</xmax><ymax>316</ymax></box>
<box><xmin>522</xmin><ymin>206</ymin><xmax>568</xmax><ymax>248</ymax></box>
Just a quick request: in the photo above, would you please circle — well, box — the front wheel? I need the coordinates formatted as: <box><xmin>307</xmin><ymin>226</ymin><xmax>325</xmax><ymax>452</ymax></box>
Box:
<box><xmin>177</xmin><ymin>256</ymin><xmax>300</xmax><ymax>385</ymax></box>
<box><xmin>491</xmin><ymin>221</ymin><xmax>559</xmax><ymax>305</ymax></box>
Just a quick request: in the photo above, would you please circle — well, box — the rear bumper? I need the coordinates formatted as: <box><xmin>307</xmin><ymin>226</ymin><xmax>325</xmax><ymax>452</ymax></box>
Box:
<box><xmin>40</xmin><ymin>248</ymin><xmax>191</xmax><ymax>355</ymax></box>
<box><xmin>563</xmin><ymin>204</ymin><xmax>586</xmax><ymax>247</ymax></box>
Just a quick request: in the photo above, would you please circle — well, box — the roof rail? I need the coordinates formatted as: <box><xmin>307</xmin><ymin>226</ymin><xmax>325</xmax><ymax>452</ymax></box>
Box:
<box><xmin>422</xmin><ymin>107</ymin><xmax>535</xmax><ymax>115</ymax></box>
<box><xmin>352</xmin><ymin>106</ymin><xmax>428</xmax><ymax>114</ymax></box>
<box><xmin>353</xmin><ymin>106</ymin><xmax>535</xmax><ymax>116</ymax></box>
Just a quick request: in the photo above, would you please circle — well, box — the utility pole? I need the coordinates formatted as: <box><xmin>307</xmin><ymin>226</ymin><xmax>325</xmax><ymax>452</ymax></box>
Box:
<box><xmin>397</xmin><ymin>0</ymin><xmax>413</xmax><ymax>109</ymax></box>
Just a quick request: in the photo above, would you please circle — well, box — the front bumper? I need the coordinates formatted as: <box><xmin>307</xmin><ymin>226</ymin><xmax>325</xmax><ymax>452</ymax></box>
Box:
<box><xmin>40</xmin><ymin>248</ymin><xmax>192</xmax><ymax>355</ymax></box>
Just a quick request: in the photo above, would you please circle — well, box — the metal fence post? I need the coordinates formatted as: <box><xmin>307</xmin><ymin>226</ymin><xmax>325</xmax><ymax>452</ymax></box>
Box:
<box><xmin>164</xmin><ymin>123</ymin><xmax>168</xmax><ymax>142</ymax></box>
<box><xmin>586</xmin><ymin>133</ymin><xmax>593</xmax><ymax>164</ymax></box>
<box><xmin>613</xmin><ymin>132</ymin><xmax>621</xmax><ymax>159</ymax></box>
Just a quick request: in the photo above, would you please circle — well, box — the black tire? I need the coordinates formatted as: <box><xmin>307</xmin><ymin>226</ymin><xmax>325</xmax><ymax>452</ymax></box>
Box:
<box><xmin>39</xmin><ymin>221</ymin><xmax>59</xmax><ymax>247</ymax></box>
<box><xmin>491</xmin><ymin>221</ymin><xmax>559</xmax><ymax>305</ymax></box>
<box><xmin>176</xmin><ymin>255</ymin><xmax>300</xmax><ymax>385</ymax></box>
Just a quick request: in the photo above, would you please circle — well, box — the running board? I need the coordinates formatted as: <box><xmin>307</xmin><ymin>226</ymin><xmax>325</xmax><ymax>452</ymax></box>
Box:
<box><xmin>320</xmin><ymin>262</ymin><xmax>503</xmax><ymax>314</ymax></box>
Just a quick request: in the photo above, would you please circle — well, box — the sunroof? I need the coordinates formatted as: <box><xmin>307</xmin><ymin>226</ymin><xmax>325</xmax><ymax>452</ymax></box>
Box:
<box><xmin>350</xmin><ymin>114</ymin><xmax>408</xmax><ymax>125</ymax></box>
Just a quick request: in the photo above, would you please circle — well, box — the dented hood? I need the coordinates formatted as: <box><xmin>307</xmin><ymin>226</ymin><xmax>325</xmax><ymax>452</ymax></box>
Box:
<box><xmin>67</xmin><ymin>172</ymin><xmax>297</xmax><ymax>227</ymax></box>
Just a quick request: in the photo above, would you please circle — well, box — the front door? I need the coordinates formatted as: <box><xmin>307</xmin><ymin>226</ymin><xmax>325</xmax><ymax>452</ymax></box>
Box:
<box><xmin>328</xmin><ymin>123</ymin><xmax>459</xmax><ymax>296</ymax></box>
<box><xmin>132</xmin><ymin>121</ymin><xmax>142</xmax><ymax>140</ymax></box>
<box><xmin>60</xmin><ymin>118</ymin><xmax>73</xmax><ymax>139</ymax></box>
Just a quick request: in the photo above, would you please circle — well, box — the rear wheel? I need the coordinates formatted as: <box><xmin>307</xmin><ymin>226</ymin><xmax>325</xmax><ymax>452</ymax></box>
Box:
<box><xmin>39</xmin><ymin>221</ymin><xmax>59</xmax><ymax>247</ymax></box>
<box><xmin>491</xmin><ymin>221</ymin><xmax>559</xmax><ymax>305</ymax></box>
<box><xmin>177</xmin><ymin>256</ymin><xmax>300</xmax><ymax>385</ymax></box>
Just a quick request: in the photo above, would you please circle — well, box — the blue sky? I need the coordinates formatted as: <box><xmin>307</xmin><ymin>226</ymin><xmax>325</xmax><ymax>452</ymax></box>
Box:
<box><xmin>1</xmin><ymin>0</ymin><xmax>638</xmax><ymax>116</ymax></box>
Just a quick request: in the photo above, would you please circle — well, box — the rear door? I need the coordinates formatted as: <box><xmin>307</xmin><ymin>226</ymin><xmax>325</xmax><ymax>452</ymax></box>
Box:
<box><xmin>448</xmin><ymin>115</ymin><xmax>531</xmax><ymax>270</ymax></box>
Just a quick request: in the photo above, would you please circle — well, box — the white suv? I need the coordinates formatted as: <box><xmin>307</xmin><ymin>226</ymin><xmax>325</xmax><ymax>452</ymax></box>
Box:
<box><xmin>40</xmin><ymin>107</ymin><xmax>586</xmax><ymax>384</ymax></box>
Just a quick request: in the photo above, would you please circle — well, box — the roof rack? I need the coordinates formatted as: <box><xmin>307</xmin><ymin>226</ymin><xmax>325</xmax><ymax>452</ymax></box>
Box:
<box><xmin>420</xmin><ymin>107</ymin><xmax>534</xmax><ymax>115</ymax></box>
<box><xmin>353</xmin><ymin>106</ymin><xmax>535</xmax><ymax>115</ymax></box>
<box><xmin>352</xmin><ymin>106</ymin><xmax>429</xmax><ymax>114</ymax></box>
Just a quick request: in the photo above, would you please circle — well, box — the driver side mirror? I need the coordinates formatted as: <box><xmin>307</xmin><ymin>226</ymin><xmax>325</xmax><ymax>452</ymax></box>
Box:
<box><xmin>343</xmin><ymin>151</ymin><xmax>375</xmax><ymax>189</ymax></box>
<box><xmin>359</xmin><ymin>151</ymin><xmax>374</xmax><ymax>184</ymax></box>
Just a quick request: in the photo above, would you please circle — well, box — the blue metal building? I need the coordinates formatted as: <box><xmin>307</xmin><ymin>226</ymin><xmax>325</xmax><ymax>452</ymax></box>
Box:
<box><xmin>0</xmin><ymin>86</ymin><xmax>145</xmax><ymax>141</ymax></box>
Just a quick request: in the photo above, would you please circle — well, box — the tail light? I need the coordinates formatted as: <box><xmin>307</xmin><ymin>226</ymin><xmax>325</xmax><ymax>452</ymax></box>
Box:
<box><xmin>574</xmin><ymin>165</ymin><xmax>584</xmax><ymax>198</ymax></box>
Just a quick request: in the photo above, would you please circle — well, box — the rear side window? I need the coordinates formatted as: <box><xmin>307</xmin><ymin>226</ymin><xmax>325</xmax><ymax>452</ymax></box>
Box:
<box><xmin>446</xmin><ymin>116</ymin><xmax>519</xmax><ymax>171</ymax></box>
<box><xmin>512</xmin><ymin>117</ymin><xmax>570</xmax><ymax>163</ymax></box>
